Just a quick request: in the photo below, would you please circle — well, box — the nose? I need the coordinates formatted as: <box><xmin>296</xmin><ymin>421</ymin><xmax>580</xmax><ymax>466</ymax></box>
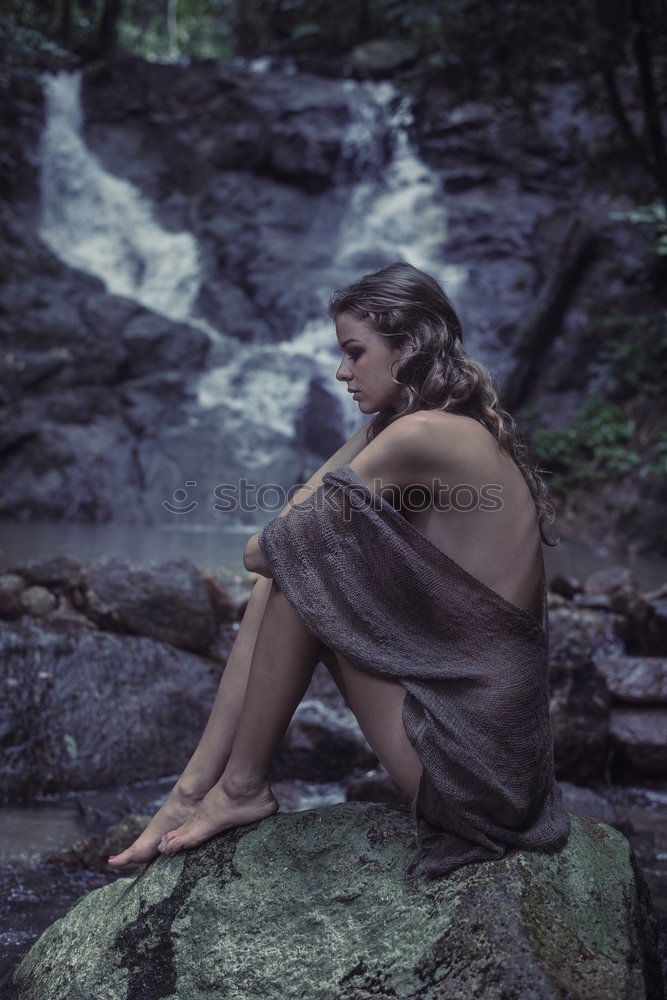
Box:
<box><xmin>336</xmin><ymin>359</ymin><xmax>351</xmax><ymax>382</ymax></box>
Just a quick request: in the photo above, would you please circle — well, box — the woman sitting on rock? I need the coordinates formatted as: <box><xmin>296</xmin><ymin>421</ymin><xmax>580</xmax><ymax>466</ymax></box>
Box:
<box><xmin>109</xmin><ymin>261</ymin><xmax>570</xmax><ymax>880</ymax></box>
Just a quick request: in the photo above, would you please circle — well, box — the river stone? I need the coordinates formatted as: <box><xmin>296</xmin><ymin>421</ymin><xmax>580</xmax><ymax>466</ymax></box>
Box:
<box><xmin>595</xmin><ymin>655</ymin><xmax>667</xmax><ymax>704</ymax></box>
<box><xmin>557</xmin><ymin>780</ymin><xmax>616</xmax><ymax>823</ymax></box>
<box><xmin>13</xmin><ymin>554</ymin><xmax>85</xmax><ymax>590</ymax></box>
<box><xmin>18</xmin><ymin>584</ymin><xmax>57</xmax><ymax>617</ymax></box>
<box><xmin>0</xmin><ymin>573</ymin><xmax>26</xmax><ymax>616</ymax></box>
<box><xmin>548</xmin><ymin>610</ymin><xmax>615</xmax><ymax>781</ymax></box>
<box><xmin>83</xmin><ymin>557</ymin><xmax>218</xmax><ymax>652</ymax></box>
<box><xmin>11</xmin><ymin>804</ymin><xmax>662</xmax><ymax>999</ymax></box>
<box><xmin>609</xmin><ymin>707</ymin><xmax>667</xmax><ymax>775</ymax></box>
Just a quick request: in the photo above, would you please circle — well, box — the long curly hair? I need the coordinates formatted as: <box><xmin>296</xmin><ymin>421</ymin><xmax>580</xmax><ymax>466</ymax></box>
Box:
<box><xmin>327</xmin><ymin>261</ymin><xmax>558</xmax><ymax>546</ymax></box>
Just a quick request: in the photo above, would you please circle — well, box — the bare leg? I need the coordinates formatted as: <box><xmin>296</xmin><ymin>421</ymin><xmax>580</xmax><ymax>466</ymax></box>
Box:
<box><xmin>108</xmin><ymin>576</ymin><xmax>276</xmax><ymax>867</ymax></box>
<box><xmin>318</xmin><ymin>645</ymin><xmax>423</xmax><ymax>797</ymax></box>
<box><xmin>159</xmin><ymin>588</ymin><xmax>422</xmax><ymax>855</ymax></box>
<box><xmin>159</xmin><ymin>582</ymin><xmax>320</xmax><ymax>853</ymax></box>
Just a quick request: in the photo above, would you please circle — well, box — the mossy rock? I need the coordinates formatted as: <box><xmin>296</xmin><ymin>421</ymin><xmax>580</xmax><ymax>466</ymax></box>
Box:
<box><xmin>12</xmin><ymin>803</ymin><xmax>663</xmax><ymax>999</ymax></box>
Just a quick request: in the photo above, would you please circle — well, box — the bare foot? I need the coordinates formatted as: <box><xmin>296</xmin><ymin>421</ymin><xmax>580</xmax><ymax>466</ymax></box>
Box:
<box><xmin>158</xmin><ymin>777</ymin><xmax>278</xmax><ymax>855</ymax></box>
<box><xmin>107</xmin><ymin>782</ymin><xmax>208</xmax><ymax>868</ymax></box>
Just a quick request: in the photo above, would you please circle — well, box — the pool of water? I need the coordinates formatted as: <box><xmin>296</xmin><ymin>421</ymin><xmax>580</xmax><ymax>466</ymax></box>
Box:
<box><xmin>0</xmin><ymin>519</ymin><xmax>665</xmax><ymax>591</ymax></box>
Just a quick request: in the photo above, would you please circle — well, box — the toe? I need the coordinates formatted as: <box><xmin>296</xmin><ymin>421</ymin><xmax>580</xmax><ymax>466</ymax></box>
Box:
<box><xmin>109</xmin><ymin>849</ymin><xmax>131</xmax><ymax>866</ymax></box>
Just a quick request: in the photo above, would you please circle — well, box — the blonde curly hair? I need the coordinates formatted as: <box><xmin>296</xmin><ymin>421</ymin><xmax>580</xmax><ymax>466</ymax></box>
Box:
<box><xmin>327</xmin><ymin>261</ymin><xmax>558</xmax><ymax>546</ymax></box>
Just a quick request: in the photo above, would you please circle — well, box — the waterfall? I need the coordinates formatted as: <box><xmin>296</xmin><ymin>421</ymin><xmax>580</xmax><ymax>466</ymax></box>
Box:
<box><xmin>39</xmin><ymin>66</ymin><xmax>466</xmax><ymax>446</ymax></box>
<box><xmin>197</xmin><ymin>79</ymin><xmax>467</xmax><ymax>440</ymax></box>
<box><xmin>39</xmin><ymin>70</ymin><xmax>204</xmax><ymax>326</ymax></box>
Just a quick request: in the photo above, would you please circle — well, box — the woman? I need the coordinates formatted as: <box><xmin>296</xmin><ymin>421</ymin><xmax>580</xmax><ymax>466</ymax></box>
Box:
<box><xmin>109</xmin><ymin>261</ymin><xmax>570</xmax><ymax>877</ymax></box>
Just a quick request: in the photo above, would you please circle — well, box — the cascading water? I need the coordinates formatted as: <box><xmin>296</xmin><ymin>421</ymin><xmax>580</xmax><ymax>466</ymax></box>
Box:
<box><xmin>197</xmin><ymin>78</ymin><xmax>467</xmax><ymax>440</ymax></box>
<box><xmin>38</xmin><ymin>65</ymin><xmax>465</xmax><ymax>446</ymax></box>
<box><xmin>39</xmin><ymin>70</ymin><xmax>204</xmax><ymax>326</ymax></box>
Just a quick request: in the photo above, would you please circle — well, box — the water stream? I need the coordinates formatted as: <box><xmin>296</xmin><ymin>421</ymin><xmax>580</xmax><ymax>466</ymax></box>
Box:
<box><xmin>40</xmin><ymin>71</ymin><xmax>205</xmax><ymax>328</ymax></box>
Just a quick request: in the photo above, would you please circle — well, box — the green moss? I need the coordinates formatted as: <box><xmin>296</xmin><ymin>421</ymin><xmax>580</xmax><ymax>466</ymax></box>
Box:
<box><xmin>530</xmin><ymin>397</ymin><xmax>641</xmax><ymax>489</ymax></box>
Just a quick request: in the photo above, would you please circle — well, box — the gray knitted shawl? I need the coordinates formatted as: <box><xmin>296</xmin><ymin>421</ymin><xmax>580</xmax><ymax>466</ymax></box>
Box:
<box><xmin>258</xmin><ymin>464</ymin><xmax>571</xmax><ymax>881</ymax></box>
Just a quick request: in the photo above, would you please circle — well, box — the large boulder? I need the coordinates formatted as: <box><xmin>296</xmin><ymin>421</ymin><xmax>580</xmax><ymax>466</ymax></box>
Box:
<box><xmin>11</xmin><ymin>804</ymin><xmax>663</xmax><ymax>999</ymax></box>
<box><xmin>0</xmin><ymin>619</ymin><xmax>219</xmax><ymax>801</ymax></box>
<box><xmin>82</xmin><ymin>556</ymin><xmax>219</xmax><ymax>653</ymax></box>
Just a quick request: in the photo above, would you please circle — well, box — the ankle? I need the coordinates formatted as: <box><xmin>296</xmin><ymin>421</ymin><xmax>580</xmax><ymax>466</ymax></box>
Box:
<box><xmin>220</xmin><ymin>770</ymin><xmax>268</xmax><ymax>800</ymax></box>
<box><xmin>175</xmin><ymin>774</ymin><xmax>213</xmax><ymax>802</ymax></box>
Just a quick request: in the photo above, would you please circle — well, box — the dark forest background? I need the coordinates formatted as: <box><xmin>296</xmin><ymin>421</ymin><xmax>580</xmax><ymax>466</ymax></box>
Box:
<box><xmin>4</xmin><ymin>0</ymin><xmax>667</xmax><ymax>197</ymax></box>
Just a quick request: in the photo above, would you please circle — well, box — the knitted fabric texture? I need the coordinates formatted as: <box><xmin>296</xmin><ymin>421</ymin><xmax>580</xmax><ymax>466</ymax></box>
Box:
<box><xmin>258</xmin><ymin>464</ymin><xmax>571</xmax><ymax>881</ymax></box>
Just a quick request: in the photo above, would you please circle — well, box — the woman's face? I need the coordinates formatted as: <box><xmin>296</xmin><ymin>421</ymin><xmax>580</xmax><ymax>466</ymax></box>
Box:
<box><xmin>335</xmin><ymin>311</ymin><xmax>404</xmax><ymax>413</ymax></box>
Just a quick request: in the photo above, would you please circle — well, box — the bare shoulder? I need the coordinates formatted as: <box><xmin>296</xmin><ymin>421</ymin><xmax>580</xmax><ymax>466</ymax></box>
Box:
<box><xmin>417</xmin><ymin>409</ymin><xmax>498</xmax><ymax>461</ymax></box>
<box><xmin>399</xmin><ymin>409</ymin><xmax>491</xmax><ymax>460</ymax></box>
<box><xmin>348</xmin><ymin>410</ymin><xmax>484</xmax><ymax>495</ymax></box>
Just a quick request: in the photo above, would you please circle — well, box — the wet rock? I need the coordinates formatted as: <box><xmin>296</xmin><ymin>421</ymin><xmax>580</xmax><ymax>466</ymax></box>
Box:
<box><xmin>82</xmin><ymin>58</ymin><xmax>392</xmax><ymax>196</ymax></box>
<box><xmin>558</xmin><ymin>781</ymin><xmax>616</xmax><ymax>824</ymax></box>
<box><xmin>548</xmin><ymin>607</ymin><xmax>616</xmax><ymax>781</ymax></box>
<box><xmin>0</xmin><ymin>574</ymin><xmax>26</xmax><ymax>617</ymax></box>
<box><xmin>199</xmin><ymin>568</ymin><xmax>238</xmax><ymax>623</ymax></box>
<box><xmin>11</xmin><ymin>805</ymin><xmax>663</xmax><ymax>999</ymax></box>
<box><xmin>271</xmin><ymin>697</ymin><xmax>378</xmax><ymax>782</ymax></box>
<box><xmin>584</xmin><ymin>566</ymin><xmax>653</xmax><ymax>647</ymax></box>
<box><xmin>646</xmin><ymin>598</ymin><xmax>667</xmax><ymax>656</ymax></box>
<box><xmin>83</xmin><ymin>556</ymin><xmax>218</xmax><ymax>652</ymax></box>
<box><xmin>584</xmin><ymin>565</ymin><xmax>639</xmax><ymax>595</ymax></box>
<box><xmin>0</xmin><ymin>618</ymin><xmax>219</xmax><ymax>801</ymax></box>
<box><xmin>0</xmin><ymin>207</ymin><xmax>218</xmax><ymax>524</ymax></box>
<box><xmin>44</xmin><ymin>595</ymin><xmax>96</xmax><ymax>631</ymax></box>
<box><xmin>293</xmin><ymin>376</ymin><xmax>346</xmax><ymax>460</ymax></box>
<box><xmin>120</xmin><ymin>312</ymin><xmax>209</xmax><ymax>379</ymax></box>
<box><xmin>609</xmin><ymin>708</ymin><xmax>667</xmax><ymax>777</ymax></box>
<box><xmin>345</xmin><ymin>767</ymin><xmax>411</xmax><ymax>808</ymax></box>
<box><xmin>573</xmin><ymin>592</ymin><xmax>613</xmax><ymax>611</ymax></box>
<box><xmin>17</xmin><ymin>586</ymin><xmax>56</xmax><ymax>618</ymax></box>
<box><xmin>595</xmin><ymin>656</ymin><xmax>667</xmax><ymax>705</ymax></box>
<box><xmin>13</xmin><ymin>554</ymin><xmax>85</xmax><ymax>590</ymax></box>
<box><xmin>46</xmin><ymin>814</ymin><xmax>153</xmax><ymax>875</ymax></box>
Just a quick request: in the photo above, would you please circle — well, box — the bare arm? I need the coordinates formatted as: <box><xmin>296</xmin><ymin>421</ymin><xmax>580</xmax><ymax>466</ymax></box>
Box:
<box><xmin>243</xmin><ymin>419</ymin><xmax>374</xmax><ymax>575</ymax></box>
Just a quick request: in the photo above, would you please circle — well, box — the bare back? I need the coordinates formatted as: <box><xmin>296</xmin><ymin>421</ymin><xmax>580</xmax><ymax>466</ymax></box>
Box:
<box><xmin>400</xmin><ymin>413</ymin><xmax>543</xmax><ymax>624</ymax></box>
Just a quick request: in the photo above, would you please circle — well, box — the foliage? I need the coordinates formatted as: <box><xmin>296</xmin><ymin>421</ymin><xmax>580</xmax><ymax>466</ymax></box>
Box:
<box><xmin>524</xmin><ymin>304</ymin><xmax>667</xmax><ymax>491</ymax></box>
<box><xmin>0</xmin><ymin>15</ymin><xmax>73</xmax><ymax>90</ymax></box>
<box><xmin>642</xmin><ymin>428</ymin><xmax>667</xmax><ymax>478</ymax></box>
<box><xmin>611</xmin><ymin>201</ymin><xmax>667</xmax><ymax>257</ymax></box>
<box><xmin>530</xmin><ymin>398</ymin><xmax>642</xmax><ymax>488</ymax></box>
<box><xmin>588</xmin><ymin>310</ymin><xmax>667</xmax><ymax>401</ymax></box>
